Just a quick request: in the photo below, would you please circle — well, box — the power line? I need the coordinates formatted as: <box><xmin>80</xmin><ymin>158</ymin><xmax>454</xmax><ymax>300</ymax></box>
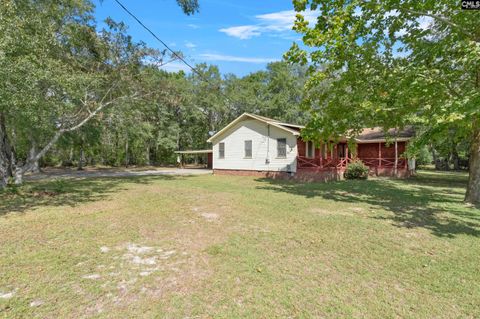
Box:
<box><xmin>112</xmin><ymin>0</ymin><xmax>271</xmax><ymax>116</ymax></box>
<box><xmin>113</xmin><ymin>0</ymin><xmax>224</xmax><ymax>89</ymax></box>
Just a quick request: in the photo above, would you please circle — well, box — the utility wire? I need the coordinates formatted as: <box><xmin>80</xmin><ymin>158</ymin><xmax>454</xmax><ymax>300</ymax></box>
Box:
<box><xmin>113</xmin><ymin>0</ymin><xmax>227</xmax><ymax>92</ymax></box>
<box><xmin>112</xmin><ymin>0</ymin><xmax>274</xmax><ymax>123</ymax></box>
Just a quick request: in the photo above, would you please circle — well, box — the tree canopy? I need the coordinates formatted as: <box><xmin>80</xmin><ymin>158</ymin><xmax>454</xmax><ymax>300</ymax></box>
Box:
<box><xmin>0</xmin><ymin>0</ymin><xmax>308</xmax><ymax>186</ymax></box>
<box><xmin>285</xmin><ymin>0</ymin><xmax>480</xmax><ymax>203</ymax></box>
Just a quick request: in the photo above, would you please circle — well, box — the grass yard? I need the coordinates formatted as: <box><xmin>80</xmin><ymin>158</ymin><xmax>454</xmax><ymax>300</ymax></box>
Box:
<box><xmin>1</xmin><ymin>170</ymin><xmax>479</xmax><ymax>318</ymax></box>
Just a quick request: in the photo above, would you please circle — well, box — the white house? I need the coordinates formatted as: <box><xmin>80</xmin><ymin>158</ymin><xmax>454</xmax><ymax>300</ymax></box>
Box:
<box><xmin>207</xmin><ymin>113</ymin><xmax>302</xmax><ymax>174</ymax></box>
<box><xmin>206</xmin><ymin>113</ymin><xmax>414</xmax><ymax>180</ymax></box>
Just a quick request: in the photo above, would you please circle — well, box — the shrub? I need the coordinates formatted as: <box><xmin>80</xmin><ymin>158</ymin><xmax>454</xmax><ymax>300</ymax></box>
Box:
<box><xmin>416</xmin><ymin>145</ymin><xmax>433</xmax><ymax>167</ymax></box>
<box><xmin>344</xmin><ymin>160</ymin><xmax>369</xmax><ymax>180</ymax></box>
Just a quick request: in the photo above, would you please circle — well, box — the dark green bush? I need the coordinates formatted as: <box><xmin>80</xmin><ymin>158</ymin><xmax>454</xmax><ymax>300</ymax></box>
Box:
<box><xmin>344</xmin><ymin>160</ymin><xmax>369</xmax><ymax>180</ymax></box>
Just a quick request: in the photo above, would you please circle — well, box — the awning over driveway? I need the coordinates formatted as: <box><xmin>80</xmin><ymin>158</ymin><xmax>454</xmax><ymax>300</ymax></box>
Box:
<box><xmin>174</xmin><ymin>150</ymin><xmax>212</xmax><ymax>154</ymax></box>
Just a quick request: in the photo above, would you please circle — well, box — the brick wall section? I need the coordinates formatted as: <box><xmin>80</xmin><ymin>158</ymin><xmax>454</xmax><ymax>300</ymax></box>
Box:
<box><xmin>213</xmin><ymin>169</ymin><xmax>291</xmax><ymax>179</ymax></box>
<box><xmin>214</xmin><ymin>167</ymin><xmax>410</xmax><ymax>181</ymax></box>
<box><xmin>294</xmin><ymin>169</ymin><xmax>345</xmax><ymax>182</ymax></box>
<box><xmin>213</xmin><ymin>168</ymin><xmax>344</xmax><ymax>182</ymax></box>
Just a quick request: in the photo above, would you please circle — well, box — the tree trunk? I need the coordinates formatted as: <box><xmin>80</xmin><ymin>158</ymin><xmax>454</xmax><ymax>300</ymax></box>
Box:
<box><xmin>431</xmin><ymin>146</ymin><xmax>441</xmax><ymax>170</ymax></box>
<box><xmin>452</xmin><ymin>146</ymin><xmax>460</xmax><ymax>171</ymax></box>
<box><xmin>394</xmin><ymin>134</ymin><xmax>398</xmax><ymax>177</ymax></box>
<box><xmin>28</xmin><ymin>140</ymin><xmax>41</xmax><ymax>173</ymax></box>
<box><xmin>0</xmin><ymin>113</ymin><xmax>12</xmax><ymax>188</ymax></box>
<box><xmin>146</xmin><ymin>144</ymin><xmax>150</xmax><ymax>166</ymax></box>
<box><xmin>125</xmin><ymin>137</ymin><xmax>129</xmax><ymax>168</ymax></box>
<box><xmin>78</xmin><ymin>146</ymin><xmax>84</xmax><ymax>170</ymax></box>
<box><xmin>465</xmin><ymin>123</ymin><xmax>480</xmax><ymax>204</ymax></box>
<box><xmin>444</xmin><ymin>156</ymin><xmax>450</xmax><ymax>171</ymax></box>
<box><xmin>14</xmin><ymin>167</ymin><xmax>23</xmax><ymax>185</ymax></box>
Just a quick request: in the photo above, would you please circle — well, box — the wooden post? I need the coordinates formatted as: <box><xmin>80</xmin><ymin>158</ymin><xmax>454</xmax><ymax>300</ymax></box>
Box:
<box><xmin>405</xmin><ymin>144</ymin><xmax>408</xmax><ymax>169</ymax></box>
<box><xmin>394</xmin><ymin>137</ymin><xmax>398</xmax><ymax>177</ymax></box>
<box><xmin>333</xmin><ymin>144</ymin><xmax>337</xmax><ymax>166</ymax></box>
<box><xmin>378</xmin><ymin>142</ymin><xmax>382</xmax><ymax>167</ymax></box>
<box><xmin>319</xmin><ymin>143</ymin><xmax>323</xmax><ymax>168</ymax></box>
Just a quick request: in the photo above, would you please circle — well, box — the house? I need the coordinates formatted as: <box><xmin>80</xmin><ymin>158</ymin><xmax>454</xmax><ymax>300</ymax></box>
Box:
<box><xmin>207</xmin><ymin>113</ymin><xmax>414</xmax><ymax>181</ymax></box>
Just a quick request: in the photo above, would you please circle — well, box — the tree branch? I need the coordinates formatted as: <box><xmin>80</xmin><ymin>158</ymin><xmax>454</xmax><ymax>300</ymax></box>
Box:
<box><xmin>403</xmin><ymin>9</ymin><xmax>471</xmax><ymax>39</ymax></box>
<box><xmin>24</xmin><ymin>92</ymin><xmax>140</xmax><ymax>170</ymax></box>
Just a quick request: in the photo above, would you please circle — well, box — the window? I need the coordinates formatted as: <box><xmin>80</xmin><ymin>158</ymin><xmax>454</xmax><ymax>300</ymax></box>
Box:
<box><xmin>219</xmin><ymin>142</ymin><xmax>225</xmax><ymax>159</ymax></box>
<box><xmin>277</xmin><ymin>138</ymin><xmax>287</xmax><ymax>158</ymax></box>
<box><xmin>306</xmin><ymin>141</ymin><xmax>315</xmax><ymax>158</ymax></box>
<box><xmin>244</xmin><ymin>140</ymin><xmax>252</xmax><ymax>158</ymax></box>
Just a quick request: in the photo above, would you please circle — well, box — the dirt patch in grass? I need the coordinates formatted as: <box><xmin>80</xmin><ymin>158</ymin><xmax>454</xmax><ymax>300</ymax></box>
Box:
<box><xmin>96</xmin><ymin>188</ymin><xmax>238</xmax><ymax>314</ymax></box>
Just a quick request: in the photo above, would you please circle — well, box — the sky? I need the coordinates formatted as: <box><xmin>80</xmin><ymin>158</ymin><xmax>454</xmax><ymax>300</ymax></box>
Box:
<box><xmin>93</xmin><ymin>0</ymin><xmax>308</xmax><ymax>76</ymax></box>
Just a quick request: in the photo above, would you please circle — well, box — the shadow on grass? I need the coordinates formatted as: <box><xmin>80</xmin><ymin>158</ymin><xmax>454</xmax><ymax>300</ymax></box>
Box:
<box><xmin>0</xmin><ymin>175</ymin><xmax>182</xmax><ymax>216</ymax></box>
<box><xmin>255</xmin><ymin>171</ymin><xmax>480</xmax><ymax>238</ymax></box>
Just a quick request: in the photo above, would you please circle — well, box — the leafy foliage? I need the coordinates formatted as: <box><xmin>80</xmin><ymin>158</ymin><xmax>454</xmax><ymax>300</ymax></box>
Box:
<box><xmin>285</xmin><ymin>0</ymin><xmax>480</xmax><ymax>202</ymax></box>
<box><xmin>0</xmin><ymin>0</ymin><xmax>309</xmax><ymax>186</ymax></box>
<box><xmin>344</xmin><ymin>160</ymin><xmax>369</xmax><ymax>180</ymax></box>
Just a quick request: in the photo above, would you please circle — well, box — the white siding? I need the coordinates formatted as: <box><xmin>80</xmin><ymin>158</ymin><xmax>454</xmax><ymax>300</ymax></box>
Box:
<box><xmin>211</xmin><ymin>119</ymin><xmax>297</xmax><ymax>172</ymax></box>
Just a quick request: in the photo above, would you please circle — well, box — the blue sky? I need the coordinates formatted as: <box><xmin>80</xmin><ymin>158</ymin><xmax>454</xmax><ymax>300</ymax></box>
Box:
<box><xmin>93</xmin><ymin>0</ymin><xmax>314</xmax><ymax>76</ymax></box>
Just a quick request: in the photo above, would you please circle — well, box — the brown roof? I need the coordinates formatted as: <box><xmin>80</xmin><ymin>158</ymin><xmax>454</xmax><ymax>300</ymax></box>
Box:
<box><xmin>355</xmin><ymin>127</ymin><xmax>415</xmax><ymax>143</ymax></box>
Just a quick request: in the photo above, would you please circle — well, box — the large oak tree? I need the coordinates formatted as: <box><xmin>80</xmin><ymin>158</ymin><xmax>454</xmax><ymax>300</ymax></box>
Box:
<box><xmin>0</xmin><ymin>0</ymin><xmax>197</xmax><ymax>187</ymax></box>
<box><xmin>285</xmin><ymin>0</ymin><xmax>480</xmax><ymax>203</ymax></box>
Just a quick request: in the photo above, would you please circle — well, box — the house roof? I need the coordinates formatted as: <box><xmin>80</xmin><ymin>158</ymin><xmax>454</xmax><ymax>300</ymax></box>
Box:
<box><xmin>206</xmin><ymin>113</ymin><xmax>414</xmax><ymax>144</ymax></box>
<box><xmin>354</xmin><ymin>127</ymin><xmax>415</xmax><ymax>143</ymax></box>
<box><xmin>206</xmin><ymin>113</ymin><xmax>301</xmax><ymax>143</ymax></box>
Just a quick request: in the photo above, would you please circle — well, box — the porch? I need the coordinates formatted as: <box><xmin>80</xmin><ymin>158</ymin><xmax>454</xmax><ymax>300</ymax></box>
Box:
<box><xmin>297</xmin><ymin>156</ymin><xmax>407</xmax><ymax>170</ymax></box>
<box><xmin>296</xmin><ymin>140</ymin><xmax>408</xmax><ymax>173</ymax></box>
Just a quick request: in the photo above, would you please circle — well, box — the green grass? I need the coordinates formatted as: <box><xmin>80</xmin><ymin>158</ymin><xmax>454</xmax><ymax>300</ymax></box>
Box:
<box><xmin>1</xmin><ymin>170</ymin><xmax>479</xmax><ymax>318</ymax></box>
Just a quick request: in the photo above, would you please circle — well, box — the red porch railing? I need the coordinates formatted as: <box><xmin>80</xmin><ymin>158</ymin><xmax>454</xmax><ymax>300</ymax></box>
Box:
<box><xmin>359</xmin><ymin>158</ymin><xmax>407</xmax><ymax>168</ymax></box>
<box><xmin>297</xmin><ymin>156</ymin><xmax>352</xmax><ymax>169</ymax></box>
<box><xmin>297</xmin><ymin>156</ymin><xmax>406</xmax><ymax>170</ymax></box>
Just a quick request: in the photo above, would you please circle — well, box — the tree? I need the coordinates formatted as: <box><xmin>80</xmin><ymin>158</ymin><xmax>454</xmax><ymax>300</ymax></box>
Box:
<box><xmin>285</xmin><ymin>0</ymin><xmax>480</xmax><ymax>203</ymax></box>
<box><xmin>0</xmin><ymin>0</ymin><xmax>197</xmax><ymax>187</ymax></box>
<box><xmin>223</xmin><ymin>62</ymin><xmax>308</xmax><ymax>124</ymax></box>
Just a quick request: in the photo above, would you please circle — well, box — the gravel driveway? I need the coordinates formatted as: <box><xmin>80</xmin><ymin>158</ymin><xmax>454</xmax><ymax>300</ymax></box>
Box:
<box><xmin>26</xmin><ymin>168</ymin><xmax>212</xmax><ymax>180</ymax></box>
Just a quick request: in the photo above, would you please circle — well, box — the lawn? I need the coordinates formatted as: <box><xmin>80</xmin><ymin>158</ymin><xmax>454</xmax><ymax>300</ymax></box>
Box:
<box><xmin>1</xmin><ymin>170</ymin><xmax>479</xmax><ymax>318</ymax></box>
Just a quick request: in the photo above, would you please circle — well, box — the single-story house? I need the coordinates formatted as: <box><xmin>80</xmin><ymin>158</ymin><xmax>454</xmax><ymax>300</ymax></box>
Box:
<box><xmin>206</xmin><ymin>113</ymin><xmax>414</xmax><ymax>181</ymax></box>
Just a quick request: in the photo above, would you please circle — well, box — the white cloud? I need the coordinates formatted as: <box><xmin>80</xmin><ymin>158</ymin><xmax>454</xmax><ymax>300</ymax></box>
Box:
<box><xmin>199</xmin><ymin>53</ymin><xmax>278</xmax><ymax>63</ymax></box>
<box><xmin>159</xmin><ymin>61</ymin><xmax>191</xmax><ymax>73</ymax></box>
<box><xmin>219</xmin><ymin>25</ymin><xmax>261</xmax><ymax>40</ymax></box>
<box><xmin>257</xmin><ymin>10</ymin><xmax>317</xmax><ymax>31</ymax></box>
<box><xmin>185</xmin><ymin>41</ymin><xmax>196</xmax><ymax>48</ymax></box>
<box><xmin>219</xmin><ymin>10</ymin><xmax>318</xmax><ymax>40</ymax></box>
<box><xmin>187</xmin><ymin>23</ymin><xmax>199</xmax><ymax>29</ymax></box>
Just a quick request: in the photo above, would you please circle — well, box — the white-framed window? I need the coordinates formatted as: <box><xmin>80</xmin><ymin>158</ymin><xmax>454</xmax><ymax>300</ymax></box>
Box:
<box><xmin>244</xmin><ymin>140</ymin><xmax>252</xmax><ymax>158</ymax></box>
<box><xmin>218</xmin><ymin>142</ymin><xmax>225</xmax><ymax>159</ymax></box>
<box><xmin>277</xmin><ymin>138</ymin><xmax>287</xmax><ymax>158</ymax></box>
<box><xmin>306</xmin><ymin>141</ymin><xmax>315</xmax><ymax>158</ymax></box>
